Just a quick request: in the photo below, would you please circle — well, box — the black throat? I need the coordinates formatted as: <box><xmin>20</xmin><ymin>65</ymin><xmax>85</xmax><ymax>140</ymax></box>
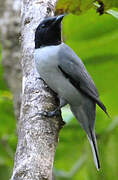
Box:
<box><xmin>35</xmin><ymin>40</ymin><xmax>62</xmax><ymax>49</ymax></box>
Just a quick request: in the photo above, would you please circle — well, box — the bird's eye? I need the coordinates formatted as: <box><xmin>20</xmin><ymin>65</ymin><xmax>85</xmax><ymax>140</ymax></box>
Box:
<box><xmin>41</xmin><ymin>24</ymin><xmax>46</xmax><ymax>28</ymax></box>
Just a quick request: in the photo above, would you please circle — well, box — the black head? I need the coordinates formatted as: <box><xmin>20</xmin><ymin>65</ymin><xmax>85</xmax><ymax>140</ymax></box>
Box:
<box><xmin>35</xmin><ymin>14</ymin><xmax>65</xmax><ymax>49</ymax></box>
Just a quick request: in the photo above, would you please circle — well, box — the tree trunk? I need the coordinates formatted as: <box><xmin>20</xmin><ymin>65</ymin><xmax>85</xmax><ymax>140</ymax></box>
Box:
<box><xmin>0</xmin><ymin>0</ymin><xmax>21</xmax><ymax>118</ymax></box>
<box><xmin>10</xmin><ymin>0</ymin><xmax>64</xmax><ymax>180</ymax></box>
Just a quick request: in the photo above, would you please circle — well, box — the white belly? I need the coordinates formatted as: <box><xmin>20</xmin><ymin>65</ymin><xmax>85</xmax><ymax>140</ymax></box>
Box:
<box><xmin>34</xmin><ymin>45</ymin><xmax>84</xmax><ymax>105</ymax></box>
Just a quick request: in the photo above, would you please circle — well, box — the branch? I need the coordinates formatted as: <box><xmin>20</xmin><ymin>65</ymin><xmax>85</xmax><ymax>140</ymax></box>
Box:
<box><xmin>10</xmin><ymin>0</ymin><xmax>65</xmax><ymax>180</ymax></box>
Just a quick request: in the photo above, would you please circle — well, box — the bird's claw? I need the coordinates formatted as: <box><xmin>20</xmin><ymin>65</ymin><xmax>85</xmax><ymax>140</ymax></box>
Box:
<box><xmin>39</xmin><ymin>109</ymin><xmax>60</xmax><ymax>117</ymax></box>
<box><xmin>39</xmin><ymin>111</ymin><xmax>49</xmax><ymax>117</ymax></box>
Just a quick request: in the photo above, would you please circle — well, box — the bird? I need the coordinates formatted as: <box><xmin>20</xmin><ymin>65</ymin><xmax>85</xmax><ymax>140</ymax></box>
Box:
<box><xmin>34</xmin><ymin>14</ymin><xmax>109</xmax><ymax>170</ymax></box>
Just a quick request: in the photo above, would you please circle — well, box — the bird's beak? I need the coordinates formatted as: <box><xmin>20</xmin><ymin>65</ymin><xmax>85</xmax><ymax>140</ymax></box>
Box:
<box><xmin>55</xmin><ymin>14</ymin><xmax>65</xmax><ymax>23</ymax></box>
<box><xmin>51</xmin><ymin>14</ymin><xmax>65</xmax><ymax>27</ymax></box>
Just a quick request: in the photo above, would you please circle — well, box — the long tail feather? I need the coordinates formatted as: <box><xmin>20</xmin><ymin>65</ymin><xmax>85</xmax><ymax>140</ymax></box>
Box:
<box><xmin>87</xmin><ymin>129</ymin><xmax>100</xmax><ymax>171</ymax></box>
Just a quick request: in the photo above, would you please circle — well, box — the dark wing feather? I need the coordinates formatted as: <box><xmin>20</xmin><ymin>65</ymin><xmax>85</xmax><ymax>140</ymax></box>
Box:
<box><xmin>58</xmin><ymin>43</ymin><xmax>108</xmax><ymax>116</ymax></box>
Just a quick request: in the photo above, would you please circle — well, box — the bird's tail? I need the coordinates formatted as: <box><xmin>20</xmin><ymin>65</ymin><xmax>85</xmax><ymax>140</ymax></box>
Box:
<box><xmin>87</xmin><ymin>128</ymin><xmax>100</xmax><ymax>171</ymax></box>
<box><xmin>70</xmin><ymin>104</ymin><xmax>100</xmax><ymax>170</ymax></box>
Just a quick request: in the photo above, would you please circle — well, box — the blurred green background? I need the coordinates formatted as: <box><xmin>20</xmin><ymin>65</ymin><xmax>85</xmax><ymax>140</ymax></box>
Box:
<box><xmin>0</xmin><ymin>9</ymin><xmax>118</xmax><ymax>180</ymax></box>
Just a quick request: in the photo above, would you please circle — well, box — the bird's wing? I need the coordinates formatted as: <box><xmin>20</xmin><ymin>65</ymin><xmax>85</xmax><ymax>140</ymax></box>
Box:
<box><xmin>58</xmin><ymin>43</ymin><xmax>108</xmax><ymax>115</ymax></box>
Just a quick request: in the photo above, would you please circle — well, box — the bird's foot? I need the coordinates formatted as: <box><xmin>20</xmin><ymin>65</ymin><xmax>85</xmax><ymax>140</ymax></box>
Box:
<box><xmin>39</xmin><ymin>109</ymin><xmax>60</xmax><ymax>117</ymax></box>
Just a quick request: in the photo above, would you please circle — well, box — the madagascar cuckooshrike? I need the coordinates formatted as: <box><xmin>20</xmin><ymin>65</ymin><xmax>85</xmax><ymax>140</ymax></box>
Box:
<box><xmin>34</xmin><ymin>14</ymin><xmax>109</xmax><ymax>170</ymax></box>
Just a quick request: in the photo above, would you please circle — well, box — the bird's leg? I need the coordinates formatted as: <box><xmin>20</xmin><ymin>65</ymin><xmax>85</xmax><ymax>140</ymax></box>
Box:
<box><xmin>39</xmin><ymin>98</ymin><xmax>68</xmax><ymax>117</ymax></box>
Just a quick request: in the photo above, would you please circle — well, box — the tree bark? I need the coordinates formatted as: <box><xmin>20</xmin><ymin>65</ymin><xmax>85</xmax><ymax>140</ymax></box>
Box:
<box><xmin>0</xmin><ymin>0</ymin><xmax>21</xmax><ymax>118</ymax></box>
<box><xmin>10</xmin><ymin>0</ymin><xmax>64</xmax><ymax>180</ymax></box>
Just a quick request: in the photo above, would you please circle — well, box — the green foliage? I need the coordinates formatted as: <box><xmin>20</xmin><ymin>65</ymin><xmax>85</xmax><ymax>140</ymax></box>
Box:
<box><xmin>102</xmin><ymin>0</ymin><xmax>118</xmax><ymax>9</ymax></box>
<box><xmin>56</xmin><ymin>0</ymin><xmax>118</xmax><ymax>17</ymax></box>
<box><xmin>56</xmin><ymin>0</ymin><xmax>94</xmax><ymax>15</ymax></box>
<box><xmin>0</xmin><ymin>51</ymin><xmax>17</xmax><ymax>179</ymax></box>
<box><xmin>0</xmin><ymin>7</ymin><xmax>118</xmax><ymax>180</ymax></box>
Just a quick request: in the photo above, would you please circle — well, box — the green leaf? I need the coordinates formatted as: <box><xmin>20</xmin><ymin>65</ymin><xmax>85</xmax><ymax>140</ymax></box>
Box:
<box><xmin>56</xmin><ymin>0</ymin><xmax>94</xmax><ymax>15</ymax></box>
<box><xmin>102</xmin><ymin>0</ymin><xmax>118</xmax><ymax>9</ymax></box>
<box><xmin>56</xmin><ymin>0</ymin><xmax>118</xmax><ymax>16</ymax></box>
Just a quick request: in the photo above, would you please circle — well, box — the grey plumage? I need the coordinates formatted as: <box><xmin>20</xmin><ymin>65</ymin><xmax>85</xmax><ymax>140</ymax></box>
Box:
<box><xmin>34</xmin><ymin>15</ymin><xmax>109</xmax><ymax>170</ymax></box>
